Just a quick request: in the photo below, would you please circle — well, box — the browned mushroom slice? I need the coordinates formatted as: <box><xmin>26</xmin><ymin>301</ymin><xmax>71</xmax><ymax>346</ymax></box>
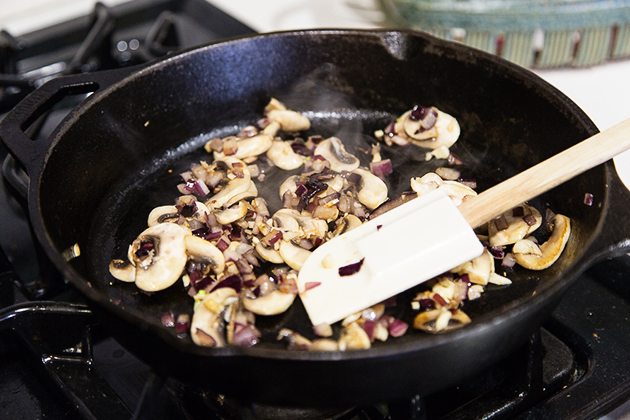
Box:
<box><xmin>338</xmin><ymin>322</ymin><xmax>371</xmax><ymax>350</ymax></box>
<box><xmin>413</xmin><ymin>308</ymin><xmax>471</xmax><ymax>333</ymax></box>
<box><xmin>513</xmin><ymin>215</ymin><xmax>571</xmax><ymax>270</ymax></box>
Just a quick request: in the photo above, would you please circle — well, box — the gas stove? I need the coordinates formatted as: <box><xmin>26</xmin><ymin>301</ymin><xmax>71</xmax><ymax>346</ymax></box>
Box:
<box><xmin>1</xmin><ymin>1</ymin><xmax>630</xmax><ymax>419</ymax></box>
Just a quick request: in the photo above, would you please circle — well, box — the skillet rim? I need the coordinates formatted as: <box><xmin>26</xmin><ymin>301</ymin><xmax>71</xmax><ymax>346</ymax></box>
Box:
<box><xmin>23</xmin><ymin>28</ymin><xmax>604</xmax><ymax>361</ymax></box>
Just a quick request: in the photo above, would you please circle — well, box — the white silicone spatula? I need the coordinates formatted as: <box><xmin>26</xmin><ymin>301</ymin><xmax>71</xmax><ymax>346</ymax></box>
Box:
<box><xmin>297</xmin><ymin>117</ymin><xmax>630</xmax><ymax>326</ymax></box>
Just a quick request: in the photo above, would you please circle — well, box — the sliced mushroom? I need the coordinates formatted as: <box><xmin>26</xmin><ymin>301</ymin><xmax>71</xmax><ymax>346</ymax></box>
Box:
<box><xmin>242</xmin><ymin>290</ymin><xmax>297</xmax><ymax>315</ymax></box>
<box><xmin>191</xmin><ymin>287</ymin><xmax>238</xmax><ymax>347</ymax></box>
<box><xmin>314</xmin><ymin>137</ymin><xmax>360</xmax><ymax>173</ymax></box>
<box><xmin>109</xmin><ymin>259</ymin><xmax>135</xmax><ymax>282</ymax></box>
<box><xmin>279</xmin><ymin>175</ymin><xmax>300</xmax><ymax>199</ymax></box>
<box><xmin>278</xmin><ymin>240</ymin><xmax>311</xmax><ymax>271</ymax></box>
<box><xmin>512</xmin><ymin>237</ymin><xmax>542</xmax><ymax>256</ymax></box>
<box><xmin>226</xmin><ymin>180</ymin><xmax>258</xmax><ymax>206</ymax></box>
<box><xmin>215</xmin><ymin>201</ymin><xmax>248</xmax><ymax>225</ymax></box>
<box><xmin>309</xmin><ymin>339</ymin><xmax>339</xmax><ymax>351</ymax></box>
<box><xmin>338</xmin><ymin>322</ymin><xmax>371</xmax><ymax>350</ymax></box>
<box><xmin>267</xmin><ymin>109</ymin><xmax>311</xmax><ymax>132</ymax></box>
<box><xmin>410</xmin><ymin>173</ymin><xmax>476</xmax><ymax>207</ymax></box>
<box><xmin>291</xmin><ymin>211</ymin><xmax>329</xmax><ymax>238</ymax></box>
<box><xmin>147</xmin><ymin>205</ymin><xmax>179</xmax><ymax>227</ymax></box>
<box><xmin>352</xmin><ymin>168</ymin><xmax>388</xmax><ymax>210</ymax></box>
<box><xmin>413</xmin><ymin>308</ymin><xmax>471</xmax><ymax>333</ymax></box>
<box><xmin>401</xmin><ymin>108</ymin><xmax>461</xmax><ymax>150</ymax></box>
<box><xmin>266</xmin><ymin>140</ymin><xmax>304</xmax><ymax>170</ymax></box>
<box><xmin>262</xmin><ymin>120</ymin><xmax>281</xmax><ymax>137</ymax></box>
<box><xmin>265</xmin><ymin>97</ymin><xmax>286</xmax><ymax>112</ymax></box>
<box><xmin>451</xmin><ymin>248</ymin><xmax>493</xmax><ymax>285</ymax></box>
<box><xmin>324</xmin><ymin>175</ymin><xmax>344</xmax><ymax>192</ymax></box>
<box><xmin>213</xmin><ymin>134</ymin><xmax>273</xmax><ymax>161</ymax></box>
<box><xmin>488</xmin><ymin>204</ymin><xmax>542</xmax><ymax>246</ymax></box>
<box><xmin>255</xmin><ymin>242</ymin><xmax>284</xmax><ymax>264</ymax></box>
<box><xmin>333</xmin><ymin>214</ymin><xmax>363</xmax><ymax>236</ymax></box>
<box><xmin>271</xmin><ymin>209</ymin><xmax>301</xmax><ymax>238</ymax></box>
<box><xmin>184</xmin><ymin>235</ymin><xmax>226</xmax><ymax>275</ymax></box>
<box><xmin>513</xmin><ymin>215</ymin><xmax>571</xmax><ymax>270</ymax></box>
<box><xmin>131</xmin><ymin>223</ymin><xmax>190</xmax><ymax>292</ymax></box>
<box><xmin>204</xmin><ymin>157</ymin><xmax>252</xmax><ymax>209</ymax></box>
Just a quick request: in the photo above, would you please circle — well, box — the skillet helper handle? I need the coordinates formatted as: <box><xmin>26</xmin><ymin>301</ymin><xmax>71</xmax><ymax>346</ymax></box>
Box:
<box><xmin>0</xmin><ymin>67</ymin><xmax>137</xmax><ymax>178</ymax></box>
<box><xmin>458</xmin><ymin>117</ymin><xmax>630</xmax><ymax>228</ymax></box>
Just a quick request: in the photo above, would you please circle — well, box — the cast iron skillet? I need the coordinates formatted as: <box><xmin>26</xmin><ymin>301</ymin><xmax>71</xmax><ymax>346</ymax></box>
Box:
<box><xmin>2</xmin><ymin>30</ymin><xmax>630</xmax><ymax>406</ymax></box>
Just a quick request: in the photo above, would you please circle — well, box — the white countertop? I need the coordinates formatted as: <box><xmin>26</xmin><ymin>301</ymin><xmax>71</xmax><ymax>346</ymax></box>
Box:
<box><xmin>3</xmin><ymin>0</ymin><xmax>630</xmax><ymax>184</ymax></box>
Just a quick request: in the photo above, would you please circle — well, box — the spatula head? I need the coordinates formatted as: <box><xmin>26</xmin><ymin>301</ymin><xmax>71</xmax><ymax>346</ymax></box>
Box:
<box><xmin>297</xmin><ymin>189</ymin><xmax>484</xmax><ymax>326</ymax></box>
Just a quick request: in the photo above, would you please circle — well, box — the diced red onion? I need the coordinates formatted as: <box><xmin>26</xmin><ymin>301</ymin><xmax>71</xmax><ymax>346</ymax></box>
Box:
<box><xmin>216</xmin><ymin>237</ymin><xmax>230</xmax><ymax>252</ymax></box>
<box><xmin>512</xmin><ymin>206</ymin><xmax>524</xmax><ymax>217</ymax></box>
<box><xmin>346</xmin><ymin>172</ymin><xmax>362</xmax><ymax>186</ymax></box>
<box><xmin>175</xmin><ymin>314</ymin><xmax>190</xmax><ymax>333</ymax></box>
<box><xmin>419</xmin><ymin>298</ymin><xmax>435</xmax><ymax>310</ymax></box>
<box><xmin>161</xmin><ymin>311</ymin><xmax>175</xmax><ymax>328</ymax></box>
<box><xmin>545</xmin><ymin>208</ymin><xmax>556</xmax><ymax>232</ymax></box>
<box><xmin>338</xmin><ymin>258</ymin><xmax>365</xmax><ymax>276</ymax></box>
<box><xmin>233</xmin><ymin>324</ymin><xmax>261</xmax><ymax>347</ymax></box>
<box><xmin>489</xmin><ymin>246</ymin><xmax>505</xmax><ymax>260</ymax></box>
<box><xmin>223</xmin><ymin>249</ymin><xmax>241</xmax><ymax>263</ymax></box>
<box><xmin>502</xmin><ymin>252</ymin><xmax>517</xmax><ymax>268</ymax></box>
<box><xmin>194</xmin><ymin>328</ymin><xmax>216</xmax><ymax>346</ymax></box>
<box><xmin>448</xmin><ymin>153</ymin><xmax>463</xmax><ymax>166</ymax></box>
<box><xmin>584</xmin><ymin>193</ymin><xmax>594</xmax><ymax>206</ymax></box>
<box><xmin>388</xmin><ymin>319</ymin><xmax>409</xmax><ymax>337</ymax></box>
<box><xmin>291</xmin><ymin>141</ymin><xmax>314</xmax><ymax>156</ymax></box>
<box><xmin>304</xmin><ymin>282</ymin><xmax>321</xmax><ymax>291</ymax></box>
<box><xmin>211</xmin><ymin>274</ymin><xmax>242</xmax><ymax>293</ymax></box>
<box><xmin>194</xmin><ymin>276</ymin><xmax>215</xmax><ymax>292</ymax></box>
<box><xmin>223</xmin><ymin>138</ymin><xmax>238</xmax><ymax>156</ymax></box>
<box><xmin>180</xmin><ymin>170</ymin><xmax>194</xmax><ymax>182</ymax></box>
<box><xmin>362</xmin><ymin>320</ymin><xmax>376</xmax><ymax>342</ymax></box>
<box><xmin>459</xmin><ymin>273</ymin><xmax>470</xmax><ymax>284</ymax></box>
<box><xmin>494</xmin><ymin>214</ymin><xmax>508</xmax><ymax>231</ymax></box>
<box><xmin>193</xmin><ymin>179</ymin><xmax>210</xmax><ymax>197</ymax></box>
<box><xmin>432</xmin><ymin>293</ymin><xmax>447</xmax><ymax>307</ymax></box>
<box><xmin>522</xmin><ymin>214</ymin><xmax>536</xmax><ymax>226</ymax></box>
<box><xmin>382</xmin><ymin>296</ymin><xmax>397</xmax><ymax>307</ymax></box>
<box><xmin>236</xmin><ymin>258</ymin><xmax>253</xmax><ymax>275</ymax></box>
<box><xmin>295</xmin><ymin>184</ymin><xmax>307</xmax><ymax>197</ymax></box>
<box><xmin>318</xmin><ymin>191</ymin><xmax>341</xmax><ymax>206</ymax></box>
<box><xmin>370</xmin><ymin>159</ymin><xmax>393</xmax><ymax>178</ymax></box>
<box><xmin>207</xmin><ymin>137</ymin><xmax>223</xmax><ymax>152</ymax></box>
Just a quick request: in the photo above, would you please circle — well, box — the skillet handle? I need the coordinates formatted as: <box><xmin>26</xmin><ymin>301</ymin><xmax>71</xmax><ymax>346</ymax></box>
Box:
<box><xmin>0</xmin><ymin>67</ymin><xmax>138</xmax><ymax>179</ymax></box>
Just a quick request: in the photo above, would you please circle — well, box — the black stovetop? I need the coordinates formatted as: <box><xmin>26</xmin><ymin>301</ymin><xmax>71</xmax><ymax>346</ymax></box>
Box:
<box><xmin>1</xmin><ymin>1</ymin><xmax>630</xmax><ymax>419</ymax></box>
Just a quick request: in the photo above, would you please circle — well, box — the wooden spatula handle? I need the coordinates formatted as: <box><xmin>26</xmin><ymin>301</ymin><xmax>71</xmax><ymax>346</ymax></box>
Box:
<box><xmin>458</xmin><ymin>117</ymin><xmax>630</xmax><ymax>229</ymax></box>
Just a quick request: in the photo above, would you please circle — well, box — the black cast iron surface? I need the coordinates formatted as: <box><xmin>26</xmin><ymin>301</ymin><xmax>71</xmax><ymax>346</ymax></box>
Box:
<box><xmin>3</xmin><ymin>29</ymin><xmax>630</xmax><ymax>406</ymax></box>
